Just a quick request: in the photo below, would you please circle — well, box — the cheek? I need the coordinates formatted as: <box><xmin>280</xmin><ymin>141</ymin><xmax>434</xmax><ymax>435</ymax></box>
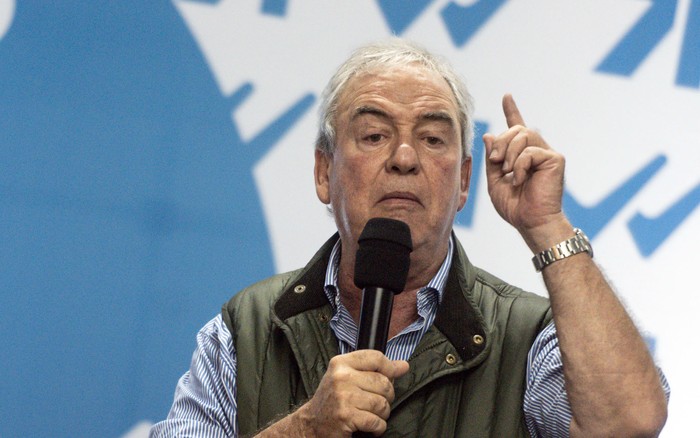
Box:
<box><xmin>329</xmin><ymin>157</ymin><xmax>367</xmax><ymax>203</ymax></box>
<box><xmin>432</xmin><ymin>160</ymin><xmax>464</xmax><ymax>202</ymax></box>
<box><xmin>434</xmin><ymin>158</ymin><xmax>462</xmax><ymax>183</ymax></box>
<box><xmin>341</xmin><ymin>152</ymin><xmax>375</xmax><ymax>181</ymax></box>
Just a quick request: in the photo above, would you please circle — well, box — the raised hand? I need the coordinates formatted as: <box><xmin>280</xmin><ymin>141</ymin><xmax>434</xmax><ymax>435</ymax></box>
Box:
<box><xmin>482</xmin><ymin>94</ymin><xmax>569</xmax><ymax>250</ymax></box>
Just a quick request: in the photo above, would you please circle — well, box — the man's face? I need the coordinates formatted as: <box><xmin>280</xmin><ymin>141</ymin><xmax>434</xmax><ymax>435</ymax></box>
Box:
<box><xmin>314</xmin><ymin>63</ymin><xmax>471</xmax><ymax>255</ymax></box>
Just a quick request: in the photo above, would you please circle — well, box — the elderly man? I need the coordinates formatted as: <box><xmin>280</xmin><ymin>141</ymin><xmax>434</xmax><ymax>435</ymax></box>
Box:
<box><xmin>151</xmin><ymin>40</ymin><xmax>669</xmax><ymax>437</ymax></box>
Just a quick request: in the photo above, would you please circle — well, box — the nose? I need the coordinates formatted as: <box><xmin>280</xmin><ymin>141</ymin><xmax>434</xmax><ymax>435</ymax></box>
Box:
<box><xmin>387</xmin><ymin>142</ymin><xmax>419</xmax><ymax>174</ymax></box>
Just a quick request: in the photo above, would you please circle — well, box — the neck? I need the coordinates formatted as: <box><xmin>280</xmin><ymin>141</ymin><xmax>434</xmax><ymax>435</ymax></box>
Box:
<box><xmin>336</xmin><ymin>236</ymin><xmax>450</xmax><ymax>338</ymax></box>
<box><xmin>339</xmin><ymin>285</ymin><xmax>420</xmax><ymax>340</ymax></box>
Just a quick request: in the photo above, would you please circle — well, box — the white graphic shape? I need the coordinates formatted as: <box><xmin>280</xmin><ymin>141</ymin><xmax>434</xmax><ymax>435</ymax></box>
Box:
<box><xmin>0</xmin><ymin>0</ymin><xmax>15</xmax><ymax>41</ymax></box>
<box><xmin>174</xmin><ymin>0</ymin><xmax>389</xmax><ymax>140</ymax></box>
<box><xmin>175</xmin><ymin>2</ymin><xmax>698</xmax><ymax>434</ymax></box>
<box><xmin>120</xmin><ymin>421</ymin><xmax>152</xmax><ymax>438</ymax></box>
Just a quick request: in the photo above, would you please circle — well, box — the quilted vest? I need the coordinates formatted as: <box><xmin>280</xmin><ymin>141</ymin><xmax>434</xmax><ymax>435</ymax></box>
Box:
<box><xmin>222</xmin><ymin>234</ymin><xmax>552</xmax><ymax>437</ymax></box>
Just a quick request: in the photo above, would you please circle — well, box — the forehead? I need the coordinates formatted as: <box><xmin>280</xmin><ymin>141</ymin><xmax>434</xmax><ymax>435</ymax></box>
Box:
<box><xmin>336</xmin><ymin>64</ymin><xmax>459</xmax><ymax>119</ymax></box>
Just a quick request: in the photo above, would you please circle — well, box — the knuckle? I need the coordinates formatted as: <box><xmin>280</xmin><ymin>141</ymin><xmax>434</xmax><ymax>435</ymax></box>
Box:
<box><xmin>364</xmin><ymin>415</ymin><xmax>387</xmax><ymax>434</ymax></box>
<box><xmin>382</xmin><ymin>379</ymin><xmax>395</xmax><ymax>400</ymax></box>
<box><xmin>374</xmin><ymin>417</ymin><xmax>388</xmax><ymax>434</ymax></box>
<box><xmin>336</xmin><ymin>404</ymin><xmax>352</xmax><ymax>422</ymax></box>
<box><xmin>327</xmin><ymin>355</ymin><xmax>341</xmax><ymax>372</ymax></box>
<box><xmin>370</xmin><ymin>394</ymin><xmax>387</xmax><ymax>414</ymax></box>
<box><xmin>522</xmin><ymin>145</ymin><xmax>538</xmax><ymax>156</ymax></box>
<box><xmin>380</xmin><ymin>398</ymin><xmax>391</xmax><ymax>419</ymax></box>
<box><xmin>334</xmin><ymin>367</ymin><xmax>351</xmax><ymax>381</ymax></box>
<box><xmin>366</xmin><ymin>349</ymin><xmax>384</xmax><ymax>361</ymax></box>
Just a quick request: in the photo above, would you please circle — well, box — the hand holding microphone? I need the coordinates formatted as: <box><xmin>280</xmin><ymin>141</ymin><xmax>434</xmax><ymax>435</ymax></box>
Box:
<box><xmin>294</xmin><ymin>218</ymin><xmax>412</xmax><ymax>438</ymax></box>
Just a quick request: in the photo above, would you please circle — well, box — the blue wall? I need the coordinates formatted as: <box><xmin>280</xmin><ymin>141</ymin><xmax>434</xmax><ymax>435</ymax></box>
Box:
<box><xmin>0</xmin><ymin>2</ymin><xmax>276</xmax><ymax>436</ymax></box>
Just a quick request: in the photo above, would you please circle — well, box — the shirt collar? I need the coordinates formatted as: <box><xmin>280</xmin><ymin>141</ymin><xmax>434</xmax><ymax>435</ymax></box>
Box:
<box><xmin>323</xmin><ymin>235</ymin><xmax>454</xmax><ymax>312</ymax></box>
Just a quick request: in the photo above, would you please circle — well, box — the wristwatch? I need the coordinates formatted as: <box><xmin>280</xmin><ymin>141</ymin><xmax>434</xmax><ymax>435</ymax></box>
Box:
<box><xmin>531</xmin><ymin>228</ymin><xmax>593</xmax><ymax>272</ymax></box>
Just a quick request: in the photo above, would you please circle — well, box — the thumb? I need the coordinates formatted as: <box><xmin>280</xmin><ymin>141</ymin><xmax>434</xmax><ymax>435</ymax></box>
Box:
<box><xmin>391</xmin><ymin>360</ymin><xmax>410</xmax><ymax>379</ymax></box>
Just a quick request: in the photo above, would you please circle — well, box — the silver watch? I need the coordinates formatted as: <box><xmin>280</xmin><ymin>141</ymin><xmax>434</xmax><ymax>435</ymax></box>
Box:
<box><xmin>531</xmin><ymin>228</ymin><xmax>593</xmax><ymax>272</ymax></box>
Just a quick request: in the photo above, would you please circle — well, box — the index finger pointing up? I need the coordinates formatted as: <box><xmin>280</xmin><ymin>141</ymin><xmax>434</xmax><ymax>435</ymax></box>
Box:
<box><xmin>503</xmin><ymin>93</ymin><xmax>526</xmax><ymax>128</ymax></box>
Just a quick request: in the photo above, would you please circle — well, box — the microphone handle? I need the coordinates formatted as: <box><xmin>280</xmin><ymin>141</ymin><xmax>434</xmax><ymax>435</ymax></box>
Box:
<box><xmin>353</xmin><ymin>287</ymin><xmax>394</xmax><ymax>438</ymax></box>
<box><xmin>356</xmin><ymin>287</ymin><xmax>394</xmax><ymax>352</ymax></box>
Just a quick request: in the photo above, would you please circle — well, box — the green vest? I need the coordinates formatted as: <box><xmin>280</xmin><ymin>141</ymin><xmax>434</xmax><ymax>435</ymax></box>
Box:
<box><xmin>223</xmin><ymin>234</ymin><xmax>552</xmax><ymax>437</ymax></box>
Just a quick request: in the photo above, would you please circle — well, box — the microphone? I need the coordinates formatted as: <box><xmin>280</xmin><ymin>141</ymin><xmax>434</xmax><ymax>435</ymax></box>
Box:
<box><xmin>352</xmin><ymin>218</ymin><xmax>412</xmax><ymax>438</ymax></box>
<box><xmin>354</xmin><ymin>217</ymin><xmax>413</xmax><ymax>352</ymax></box>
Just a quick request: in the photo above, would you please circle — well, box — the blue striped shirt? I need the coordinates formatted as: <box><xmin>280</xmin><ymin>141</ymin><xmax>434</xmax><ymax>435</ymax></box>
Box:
<box><xmin>150</xmin><ymin>238</ymin><xmax>670</xmax><ymax>437</ymax></box>
<box><xmin>323</xmin><ymin>238</ymin><xmax>452</xmax><ymax>361</ymax></box>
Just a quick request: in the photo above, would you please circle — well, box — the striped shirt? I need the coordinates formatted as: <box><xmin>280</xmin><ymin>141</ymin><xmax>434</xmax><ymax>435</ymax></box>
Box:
<box><xmin>323</xmin><ymin>237</ymin><xmax>452</xmax><ymax>361</ymax></box>
<box><xmin>150</xmin><ymin>238</ymin><xmax>670</xmax><ymax>437</ymax></box>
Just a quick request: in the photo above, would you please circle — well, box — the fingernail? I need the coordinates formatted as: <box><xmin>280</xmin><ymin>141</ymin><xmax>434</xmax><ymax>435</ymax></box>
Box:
<box><xmin>489</xmin><ymin>150</ymin><xmax>497</xmax><ymax>160</ymax></box>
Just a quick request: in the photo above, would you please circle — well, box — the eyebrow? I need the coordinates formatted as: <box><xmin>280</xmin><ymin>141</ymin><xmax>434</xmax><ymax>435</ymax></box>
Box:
<box><xmin>421</xmin><ymin>111</ymin><xmax>455</xmax><ymax>127</ymax></box>
<box><xmin>351</xmin><ymin>106</ymin><xmax>454</xmax><ymax>127</ymax></box>
<box><xmin>352</xmin><ymin>106</ymin><xmax>390</xmax><ymax>121</ymax></box>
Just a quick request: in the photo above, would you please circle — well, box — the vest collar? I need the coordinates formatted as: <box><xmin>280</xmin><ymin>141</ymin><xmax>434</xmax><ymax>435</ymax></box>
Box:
<box><xmin>272</xmin><ymin>232</ymin><xmax>489</xmax><ymax>363</ymax></box>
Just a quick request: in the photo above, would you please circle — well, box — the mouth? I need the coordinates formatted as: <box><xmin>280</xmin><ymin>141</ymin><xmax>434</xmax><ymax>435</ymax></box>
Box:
<box><xmin>379</xmin><ymin>191</ymin><xmax>422</xmax><ymax>206</ymax></box>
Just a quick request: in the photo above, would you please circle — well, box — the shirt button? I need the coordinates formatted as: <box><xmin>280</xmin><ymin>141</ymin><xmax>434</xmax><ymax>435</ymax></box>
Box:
<box><xmin>445</xmin><ymin>353</ymin><xmax>457</xmax><ymax>365</ymax></box>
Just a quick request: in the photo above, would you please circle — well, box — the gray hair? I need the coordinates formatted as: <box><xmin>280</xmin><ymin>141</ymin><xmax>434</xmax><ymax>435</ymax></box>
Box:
<box><xmin>315</xmin><ymin>39</ymin><xmax>474</xmax><ymax>160</ymax></box>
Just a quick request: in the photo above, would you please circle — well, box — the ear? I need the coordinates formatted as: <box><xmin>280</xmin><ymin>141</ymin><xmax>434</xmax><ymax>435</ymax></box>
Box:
<box><xmin>314</xmin><ymin>149</ymin><xmax>332</xmax><ymax>204</ymax></box>
<box><xmin>457</xmin><ymin>156</ymin><xmax>472</xmax><ymax>211</ymax></box>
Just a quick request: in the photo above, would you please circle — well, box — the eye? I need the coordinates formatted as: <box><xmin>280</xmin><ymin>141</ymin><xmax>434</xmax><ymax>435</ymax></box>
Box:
<box><xmin>364</xmin><ymin>133</ymin><xmax>385</xmax><ymax>143</ymax></box>
<box><xmin>425</xmin><ymin>136</ymin><xmax>444</xmax><ymax>146</ymax></box>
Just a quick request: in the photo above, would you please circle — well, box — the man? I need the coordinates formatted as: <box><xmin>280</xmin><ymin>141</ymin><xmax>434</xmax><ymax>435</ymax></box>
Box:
<box><xmin>151</xmin><ymin>39</ymin><xmax>669</xmax><ymax>437</ymax></box>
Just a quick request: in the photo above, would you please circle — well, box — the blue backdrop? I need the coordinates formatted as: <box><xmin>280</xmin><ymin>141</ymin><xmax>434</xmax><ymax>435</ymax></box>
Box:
<box><xmin>1</xmin><ymin>2</ymin><xmax>279</xmax><ymax>436</ymax></box>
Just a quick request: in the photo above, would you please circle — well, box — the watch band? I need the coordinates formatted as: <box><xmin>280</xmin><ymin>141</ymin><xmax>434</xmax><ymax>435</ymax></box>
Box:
<box><xmin>532</xmin><ymin>228</ymin><xmax>593</xmax><ymax>272</ymax></box>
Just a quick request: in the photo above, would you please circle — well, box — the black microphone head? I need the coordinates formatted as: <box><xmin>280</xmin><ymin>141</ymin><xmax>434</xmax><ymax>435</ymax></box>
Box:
<box><xmin>354</xmin><ymin>218</ymin><xmax>413</xmax><ymax>293</ymax></box>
